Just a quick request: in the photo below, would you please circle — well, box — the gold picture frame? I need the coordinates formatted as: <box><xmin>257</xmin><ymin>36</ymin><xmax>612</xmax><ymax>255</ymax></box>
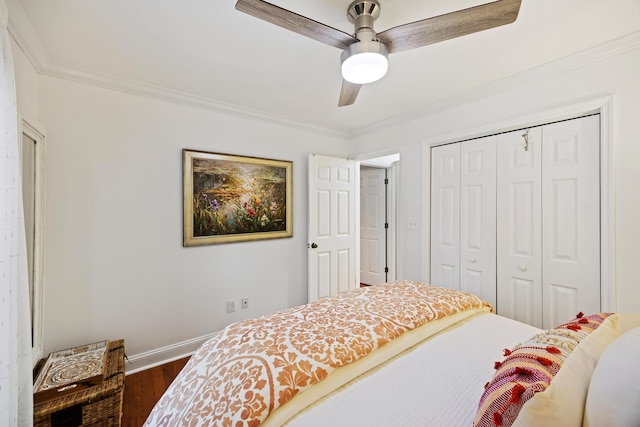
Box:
<box><xmin>183</xmin><ymin>149</ymin><xmax>293</xmax><ymax>246</ymax></box>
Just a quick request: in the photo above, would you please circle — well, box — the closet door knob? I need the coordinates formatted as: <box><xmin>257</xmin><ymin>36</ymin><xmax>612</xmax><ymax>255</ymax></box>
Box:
<box><xmin>470</xmin><ymin>258</ymin><xmax>476</xmax><ymax>263</ymax></box>
<box><xmin>519</xmin><ymin>265</ymin><xmax>527</xmax><ymax>272</ymax></box>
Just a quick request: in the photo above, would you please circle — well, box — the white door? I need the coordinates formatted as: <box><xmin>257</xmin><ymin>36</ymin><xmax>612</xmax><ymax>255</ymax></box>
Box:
<box><xmin>360</xmin><ymin>168</ymin><xmax>387</xmax><ymax>285</ymax></box>
<box><xmin>497</xmin><ymin>127</ymin><xmax>543</xmax><ymax>327</ymax></box>
<box><xmin>460</xmin><ymin>137</ymin><xmax>497</xmax><ymax>307</ymax></box>
<box><xmin>308</xmin><ymin>154</ymin><xmax>357</xmax><ymax>302</ymax></box>
<box><xmin>430</xmin><ymin>144</ymin><xmax>460</xmax><ymax>289</ymax></box>
<box><xmin>541</xmin><ymin>115</ymin><xmax>600</xmax><ymax>329</ymax></box>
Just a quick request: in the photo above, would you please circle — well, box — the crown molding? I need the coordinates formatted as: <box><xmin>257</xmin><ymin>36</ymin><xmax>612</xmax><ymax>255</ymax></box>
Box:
<box><xmin>6</xmin><ymin>0</ymin><xmax>48</xmax><ymax>72</ymax></box>
<box><xmin>349</xmin><ymin>30</ymin><xmax>640</xmax><ymax>138</ymax></box>
<box><xmin>40</xmin><ymin>61</ymin><xmax>349</xmax><ymax>139</ymax></box>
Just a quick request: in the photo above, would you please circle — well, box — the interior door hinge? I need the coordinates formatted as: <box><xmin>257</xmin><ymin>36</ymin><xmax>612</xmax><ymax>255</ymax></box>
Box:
<box><xmin>384</xmin><ymin>223</ymin><xmax>389</xmax><ymax>229</ymax></box>
<box><xmin>384</xmin><ymin>178</ymin><xmax>389</xmax><ymax>184</ymax></box>
<box><xmin>384</xmin><ymin>267</ymin><xmax>389</xmax><ymax>273</ymax></box>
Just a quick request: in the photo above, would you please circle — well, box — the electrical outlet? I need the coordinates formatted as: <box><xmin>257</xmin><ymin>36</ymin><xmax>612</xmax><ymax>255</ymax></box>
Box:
<box><xmin>227</xmin><ymin>300</ymin><xmax>236</xmax><ymax>313</ymax></box>
<box><xmin>408</xmin><ymin>218</ymin><xmax>419</xmax><ymax>230</ymax></box>
<box><xmin>241</xmin><ymin>297</ymin><xmax>249</xmax><ymax>309</ymax></box>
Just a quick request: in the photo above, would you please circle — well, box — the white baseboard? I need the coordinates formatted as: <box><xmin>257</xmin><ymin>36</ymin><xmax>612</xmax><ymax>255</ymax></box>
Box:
<box><xmin>124</xmin><ymin>331</ymin><xmax>219</xmax><ymax>375</ymax></box>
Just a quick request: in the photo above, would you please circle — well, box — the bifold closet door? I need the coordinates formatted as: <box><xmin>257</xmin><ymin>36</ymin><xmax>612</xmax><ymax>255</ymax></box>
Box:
<box><xmin>430</xmin><ymin>139</ymin><xmax>497</xmax><ymax>306</ymax></box>
<box><xmin>460</xmin><ymin>137</ymin><xmax>497</xmax><ymax>307</ymax></box>
<box><xmin>496</xmin><ymin>128</ymin><xmax>543</xmax><ymax>328</ymax></box>
<box><xmin>541</xmin><ymin>115</ymin><xmax>600</xmax><ymax>329</ymax></box>
<box><xmin>430</xmin><ymin>144</ymin><xmax>460</xmax><ymax>288</ymax></box>
<box><xmin>496</xmin><ymin>115</ymin><xmax>601</xmax><ymax>329</ymax></box>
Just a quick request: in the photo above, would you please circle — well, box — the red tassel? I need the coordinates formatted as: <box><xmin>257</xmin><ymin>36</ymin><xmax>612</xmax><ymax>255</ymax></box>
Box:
<box><xmin>537</xmin><ymin>357</ymin><xmax>553</xmax><ymax>366</ymax></box>
<box><xmin>579</xmin><ymin>318</ymin><xmax>589</xmax><ymax>324</ymax></box>
<box><xmin>514</xmin><ymin>367</ymin><xmax>533</xmax><ymax>376</ymax></box>
<box><xmin>566</xmin><ymin>324</ymin><xmax>582</xmax><ymax>331</ymax></box>
<box><xmin>577</xmin><ymin>311</ymin><xmax>584</xmax><ymax>318</ymax></box>
<box><xmin>494</xmin><ymin>361</ymin><xmax>502</xmax><ymax>369</ymax></box>
<box><xmin>503</xmin><ymin>348</ymin><xmax>512</xmax><ymax>356</ymax></box>
<box><xmin>493</xmin><ymin>412</ymin><xmax>503</xmax><ymax>426</ymax></box>
<box><xmin>510</xmin><ymin>383</ymin><xmax>526</xmax><ymax>403</ymax></box>
<box><xmin>546</xmin><ymin>346</ymin><xmax>561</xmax><ymax>354</ymax></box>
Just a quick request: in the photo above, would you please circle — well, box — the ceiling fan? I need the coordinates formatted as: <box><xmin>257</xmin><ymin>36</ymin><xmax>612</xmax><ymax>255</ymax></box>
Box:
<box><xmin>235</xmin><ymin>0</ymin><xmax>522</xmax><ymax>107</ymax></box>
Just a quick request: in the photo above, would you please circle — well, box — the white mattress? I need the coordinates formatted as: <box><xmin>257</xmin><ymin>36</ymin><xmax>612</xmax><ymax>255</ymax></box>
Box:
<box><xmin>285</xmin><ymin>313</ymin><xmax>541</xmax><ymax>427</ymax></box>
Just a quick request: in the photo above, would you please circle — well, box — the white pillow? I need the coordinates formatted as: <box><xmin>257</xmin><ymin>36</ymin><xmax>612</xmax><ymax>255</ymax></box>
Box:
<box><xmin>584</xmin><ymin>326</ymin><xmax>640</xmax><ymax>427</ymax></box>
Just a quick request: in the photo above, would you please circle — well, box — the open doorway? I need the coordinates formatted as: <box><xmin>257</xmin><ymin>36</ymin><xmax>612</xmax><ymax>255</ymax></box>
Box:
<box><xmin>359</xmin><ymin>153</ymin><xmax>400</xmax><ymax>286</ymax></box>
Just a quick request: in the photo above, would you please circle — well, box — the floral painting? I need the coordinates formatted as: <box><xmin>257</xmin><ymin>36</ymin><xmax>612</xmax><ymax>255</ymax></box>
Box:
<box><xmin>183</xmin><ymin>150</ymin><xmax>292</xmax><ymax>246</ymax></box>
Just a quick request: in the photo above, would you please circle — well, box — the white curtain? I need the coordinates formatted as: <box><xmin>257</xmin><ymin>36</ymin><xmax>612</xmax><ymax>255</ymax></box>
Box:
<box><xmin>0</xmin><ymin>0</ymin><xmax>34</xmax><ymax>425</ymax></box>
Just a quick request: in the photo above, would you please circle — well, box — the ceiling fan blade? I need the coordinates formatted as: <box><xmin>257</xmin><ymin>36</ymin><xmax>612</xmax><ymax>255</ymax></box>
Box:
<box><xmin>338</xmin><ymin>80</ymin><xmax>362</xmax><ymax>107</ymax></box>
<box><xmin>377</xmin><ymin>0</ymin><xmax>522</xmax><ymax>54</ymax></box>
<box><xmin>235</xmin><ymin>0</ymin><xmax>358</xmax><ymax>50</ymax></box>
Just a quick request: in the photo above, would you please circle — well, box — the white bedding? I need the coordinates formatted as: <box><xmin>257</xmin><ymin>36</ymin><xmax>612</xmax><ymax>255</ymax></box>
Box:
<box><xmin>146</xmin><ymin>281</ymin><xmax>494</xmax><ymax>427</ymax></box>
<box><xmin>285</xmin><ymin>313</ymin><xmax>541</xmax><ymax>427</ymax></box>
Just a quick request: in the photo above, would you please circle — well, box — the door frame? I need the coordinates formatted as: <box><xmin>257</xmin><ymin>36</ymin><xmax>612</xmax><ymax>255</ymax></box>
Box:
<box><xmin>423</xmin><ymin>96</ymin><xmax>615</xmax><ymax>312</ymax></box>
<box><xmin>19</xmin><ymin>112</ymin><xmax>47</xmax><ymax>366</ymax></box>
<box><xmin>355</xmin><ymin>150</ymin><xmax>404</xmax><ymax>284</ymax></box>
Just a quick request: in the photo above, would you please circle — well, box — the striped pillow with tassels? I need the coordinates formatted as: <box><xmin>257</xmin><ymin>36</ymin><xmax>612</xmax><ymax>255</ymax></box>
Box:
<box><xmin>474</xmin><ymin>312</ymin><xmax>617</xmax><ymax>427</ymax></box>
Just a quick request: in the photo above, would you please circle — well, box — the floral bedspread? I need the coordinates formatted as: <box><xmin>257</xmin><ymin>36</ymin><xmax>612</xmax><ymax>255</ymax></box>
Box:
<box><xmin>144</xmin><ymin>280</ymin><xmax>490</xmax><ymax>427</ymax></box>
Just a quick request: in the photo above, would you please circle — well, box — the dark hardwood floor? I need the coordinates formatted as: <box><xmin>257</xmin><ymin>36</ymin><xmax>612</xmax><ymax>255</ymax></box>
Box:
<box><xmin>122</xmin><ymin>357</ymin><xmax>190</xmax><ymax>427</ymax></box>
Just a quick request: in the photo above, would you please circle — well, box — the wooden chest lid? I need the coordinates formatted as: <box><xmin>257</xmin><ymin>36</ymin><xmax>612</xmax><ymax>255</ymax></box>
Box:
<box><xmin>33</xmin><ymin>340</ymin><xmax>109</xmax><ymax>404</ymax></box>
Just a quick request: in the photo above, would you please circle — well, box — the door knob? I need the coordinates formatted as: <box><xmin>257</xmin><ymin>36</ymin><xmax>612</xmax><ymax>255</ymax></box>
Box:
<box><xmin>470</xmin><ymin>257</ymin><xmax>476</xmax><ymax>263</ymax></box>
<box><xmin>311</xmin><ymin>243</ymin><xmax>318</xmax><ymax>249</ymax></box>
<box><xmin>519</xmin><ymin>265</ymin><xmax>527</xmax><ymax>272</ymax></box>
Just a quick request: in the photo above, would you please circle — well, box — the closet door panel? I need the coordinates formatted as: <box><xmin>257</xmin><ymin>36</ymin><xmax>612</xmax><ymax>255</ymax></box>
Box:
<box><xmin>430</xmin><ymin>144</ymin><xmax>460</xmax><ymax>289</ymax></box>
<box><xmin>542</xmin><ymin>115</ymin><xmax>600</xmax><ymax>329</ymax></box>
<box><xmin>460</xmin><ymin>137</ymin><xmax>496</xmax><ymax>307</ymax></box>
<box><xmin>497</xmin><ymin>128</ymin><xmax>543</xmax><ymax>327</ymax></box>
<box><xmin>506</xmin><ymin>277</ymin><xmax>536</xmax><ymax>326</ymax></box>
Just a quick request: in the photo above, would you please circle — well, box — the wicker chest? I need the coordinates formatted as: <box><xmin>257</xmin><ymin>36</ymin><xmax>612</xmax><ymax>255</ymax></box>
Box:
<box><xmin>34</xmin><ymin>340</ymin><xmax>125</xmax><ymax>427</ymax></box>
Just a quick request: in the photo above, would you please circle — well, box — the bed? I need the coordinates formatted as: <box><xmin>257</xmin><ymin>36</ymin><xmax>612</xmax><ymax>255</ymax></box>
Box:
<box><xmin>143</xmin><ymin>280</ymin><xmax>640</xmax><ymax>427</ymax></box>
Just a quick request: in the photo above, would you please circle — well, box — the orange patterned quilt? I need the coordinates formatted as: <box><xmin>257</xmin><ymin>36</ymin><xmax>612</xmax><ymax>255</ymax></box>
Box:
<box><xmin>144</xmin><ymin>280</ymin><xmax>490</xmax><ymax>426</ymax></box>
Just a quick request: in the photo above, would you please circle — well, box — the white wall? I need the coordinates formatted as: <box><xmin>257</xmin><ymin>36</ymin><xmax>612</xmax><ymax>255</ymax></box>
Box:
<box><xmin>350</xmin><ymin>37</ymin><xmax>640</xmax><ymax>314</ymax></box>
<box><xmin>12</xmin><ymin>31</ymin><xmax>640</xmax><ymax>370</ymax></box>
<box><xmin>28</xmin><ymin>75</ymin><xmax>349</xmax><ymax>362</ymax></box>
<box><xmin>10</xmin><ymin>37</ymin><xmax>38</xmax><ymax>119</ymax></box>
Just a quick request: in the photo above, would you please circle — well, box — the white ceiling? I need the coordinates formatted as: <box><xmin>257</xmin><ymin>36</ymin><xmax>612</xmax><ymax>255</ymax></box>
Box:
<box><xmin>8</xmin><ymin>0</ymin><xmax>640</xmax><ymax>136</ymax></box>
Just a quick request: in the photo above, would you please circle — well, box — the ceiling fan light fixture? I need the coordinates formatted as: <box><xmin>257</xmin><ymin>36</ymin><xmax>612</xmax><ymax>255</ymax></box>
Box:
<box><xmin>341</xmin><ymin>40</ymin><xmax>388</xmax><ymax>84</ymax></box>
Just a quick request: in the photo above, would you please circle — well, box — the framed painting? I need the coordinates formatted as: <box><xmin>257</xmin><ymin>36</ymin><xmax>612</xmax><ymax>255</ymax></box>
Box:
<box><xmin>183</xmin><ymin>150</ymin><xmax>293</xmax><ymax>246</ymax></box>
